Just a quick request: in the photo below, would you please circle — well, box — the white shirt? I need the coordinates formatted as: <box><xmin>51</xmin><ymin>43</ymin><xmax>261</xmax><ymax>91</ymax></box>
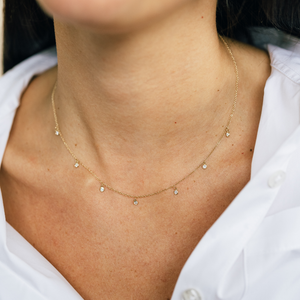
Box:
<box><xmin>1</xmin><ymin>29</ymin><xmax>300</xmax><ymax>300</ymax></box>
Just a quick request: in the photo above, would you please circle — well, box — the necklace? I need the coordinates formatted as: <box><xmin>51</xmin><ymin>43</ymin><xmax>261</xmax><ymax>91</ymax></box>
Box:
<box><xmin>51</xmin><ymin>35</ymin><xmax>239</xmax><ymax>206</ymax></box>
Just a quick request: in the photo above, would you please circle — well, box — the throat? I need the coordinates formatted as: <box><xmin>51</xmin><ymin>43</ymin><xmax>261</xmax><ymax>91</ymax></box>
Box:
<box><xmin>53</xmin><ymin>0</ymin><xmax>235</xmax><ymax>155</ymax></box>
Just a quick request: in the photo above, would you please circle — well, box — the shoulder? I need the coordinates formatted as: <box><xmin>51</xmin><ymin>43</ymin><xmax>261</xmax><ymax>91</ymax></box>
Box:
<box><xmin>228</xmin><ymin>29</ymin><xmax>300</xmax><ymax>97</ymax></box>
<box><xmin>0</xmin><ymin>47</ymin><xmax>58</xmax><ymax>193</ymax></box>
<box><xmin>225</xmin><ymin>36</ymin><xmax>271</xmax><ymax>90</ymax></box>
<box><xmin>249</xmin><ymin>27</ymin><xmax>300</xmax><ymax>85</ymax></box>
<box><xmin>0</xmin><ymin>47</ymin><xmax>57</xmax><ymax>118</ymax></box>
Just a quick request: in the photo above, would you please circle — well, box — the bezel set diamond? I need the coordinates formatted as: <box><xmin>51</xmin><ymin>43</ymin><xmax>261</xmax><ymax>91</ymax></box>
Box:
<box><xmin>225</xmin><ymin>127</ymin><xmax>230</xmax><ymax>137</ymax></box>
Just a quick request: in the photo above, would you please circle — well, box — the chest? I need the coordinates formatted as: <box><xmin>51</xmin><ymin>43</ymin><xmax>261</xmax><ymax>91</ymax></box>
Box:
<box><xmin>1</xmin><ymin>150</ymin><xmax>253</xmax><ymax>300</ymax></box>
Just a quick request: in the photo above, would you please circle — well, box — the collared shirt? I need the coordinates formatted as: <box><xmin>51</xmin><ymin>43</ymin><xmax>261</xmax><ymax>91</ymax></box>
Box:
<box><xmin>1</xmin><ymin>29</ymin><xmax>300</xmax><ymax>300</ymax></box>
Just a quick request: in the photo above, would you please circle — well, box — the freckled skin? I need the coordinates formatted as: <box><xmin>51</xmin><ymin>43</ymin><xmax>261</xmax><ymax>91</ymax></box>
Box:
<box><xmin>0</xmin><ymin>0</ymin><xmax>271</xmax><ymax>299</ymax></box>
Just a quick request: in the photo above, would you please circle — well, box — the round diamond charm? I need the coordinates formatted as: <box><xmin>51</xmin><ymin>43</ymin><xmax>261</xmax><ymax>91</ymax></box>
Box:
<box><xmin>133</xmin><ymin>199</ymin><xmax>139</xmax><ymax>206</ymax></box>
<box><xmin>55</xmin><ymin>130</ymin><xmax>60</xmax><ymax>136</ymax></box>
<box><xmin>174</xmin><ymin>188</ymin><xmax>179</xmax><ymax>195</ymax></box>
<box><xmin>74</xmin><ymin>162</ymin><xmax>80</xmax><ymax>168</ymax></box>
<box><xmin>225</xmin><ymin>128</ymin><xmax>230</xmax><ymax>138</ymax></box>
<box><xmin>202</xmin><ymin>163</ymin><xmax>207</xmax><ymax>170</ymax></box>
<box><xmin>100</xmin><ymin>186</ymin><xmax>105</xmax><ymax>192</ymax></box>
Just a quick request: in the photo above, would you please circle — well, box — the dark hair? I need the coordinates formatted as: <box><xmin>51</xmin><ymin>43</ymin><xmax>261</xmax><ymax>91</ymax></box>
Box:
<box><xmin>3</xmin><ymin>0</ymin><xmax>300</xmax><ymax>73</ymax></box>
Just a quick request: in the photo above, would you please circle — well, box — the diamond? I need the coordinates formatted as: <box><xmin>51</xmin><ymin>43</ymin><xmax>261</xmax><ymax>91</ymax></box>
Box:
<box><xmin>202</xmin><ymin>163</ymin><xmax>207</xmax><ymax>170</ymax></box>
<box><xmin>55</xmin><ymin>130</ymin><xmax>60</xmax><ymax>136</ymax></box>
<box><xmin>174</xmin><ymin>189</ymin><xmax>179</xmax><ymax>195</ymax></box>
<box><xmin>74</xmin><ymin>162</ymin><xmax>79</xmax><ymax>168</ymax></box>
<box><xmin>225</xmin><ymin>127</ymin><xmax>230</xmax><ymax>138</ymax></box>
<box><xmin>100</xmin><ymin>186</ymin><xmax>105</xmax><ymax>192</ymax></box>
<box><xmin>133</xmin><ymin>199</ymin><xmax>139</xmax><ymax>205</ymax></box>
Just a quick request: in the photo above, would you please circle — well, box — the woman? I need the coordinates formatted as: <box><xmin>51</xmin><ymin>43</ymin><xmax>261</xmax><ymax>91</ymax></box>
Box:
<box><xmin>0</xmin><ymin>0</ymin><xmax>299</xmax><ymax>299</ymax></box>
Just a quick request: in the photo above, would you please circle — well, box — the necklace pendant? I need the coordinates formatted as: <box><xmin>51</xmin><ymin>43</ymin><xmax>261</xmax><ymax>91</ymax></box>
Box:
<box><xmin>100</xmin><ymin>185</ymin><xmax>105</xmax><ymax>192</ymax></box>
<box><xmin>202</xmin><ymin>163</ymin><xmax>208</xmax><ymax>170</ymax></box>
<box><xmin>174</xmin><ymin>188</ymin><xmax>179</xmax><ymax>195</ymax></box>
<box><xmin>74</xmin><ymin>161</ymin><xmax>80</xmax><ymax>168</ymax></box>
<box><xmin>133</xmin><ymin>199</ymin><xmax>139</xmax><ymax>206</ymax></box>
<box><xmin>225</xmin><ymin>127</ymin><xmax>230</xmax><ymax>137</ymax></box>
<box><xmin>54</xmin><ymin>128</ymin><xmax>60</xmax><ymax>136</ymax></box>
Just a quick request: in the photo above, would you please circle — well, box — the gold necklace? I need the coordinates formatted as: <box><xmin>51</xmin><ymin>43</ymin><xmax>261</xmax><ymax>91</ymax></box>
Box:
<box><xmin>51</xmin><ymin>35</ymin><xmax>239</xmax><ymax>206</ymax></box>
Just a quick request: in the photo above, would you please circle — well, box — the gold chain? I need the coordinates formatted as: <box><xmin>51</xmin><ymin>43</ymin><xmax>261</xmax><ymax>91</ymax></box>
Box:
<box><xmin>51</xmin><ymin>35</ymin><xmax>239</xmax><ymax>205</ymax></box>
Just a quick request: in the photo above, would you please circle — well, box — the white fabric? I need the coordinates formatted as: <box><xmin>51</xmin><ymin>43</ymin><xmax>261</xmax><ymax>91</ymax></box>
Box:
<box><xmin>1</xmin><ymin>31</ymin><xmax>300</xmax><ymax>300</ymax></box>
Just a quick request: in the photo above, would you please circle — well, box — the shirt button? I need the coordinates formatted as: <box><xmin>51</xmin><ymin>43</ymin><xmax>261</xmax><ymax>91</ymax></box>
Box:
<box><xmin>268</xmin><ymin>170</ymin><xmax>286</xmax><ymax>188</ymax></box>
<box><xmin>181</xmin><ymin>288</ymin><xmax>202</xmax><ymax>300</ymax></box>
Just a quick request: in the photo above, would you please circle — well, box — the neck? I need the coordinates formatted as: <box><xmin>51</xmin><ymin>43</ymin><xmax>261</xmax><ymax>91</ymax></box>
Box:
<box><xmin>53</xmin><ymin>1</ymin><xmax>235</xmax><ymax>165</ymax></box>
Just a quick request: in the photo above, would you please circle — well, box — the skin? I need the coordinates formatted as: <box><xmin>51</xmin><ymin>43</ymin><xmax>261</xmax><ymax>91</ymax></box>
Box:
<box><xmin>0</xmin><ymin>0</ymin><xmax>271</xmax><ymax>299</ymax></box>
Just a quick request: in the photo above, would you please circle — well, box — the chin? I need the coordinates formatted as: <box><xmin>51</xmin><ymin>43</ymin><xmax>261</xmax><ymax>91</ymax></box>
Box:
<box><xmin>36</xmin><ymin>0</ymin><xmax>192</xmax><ymax>34</ymax></box>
